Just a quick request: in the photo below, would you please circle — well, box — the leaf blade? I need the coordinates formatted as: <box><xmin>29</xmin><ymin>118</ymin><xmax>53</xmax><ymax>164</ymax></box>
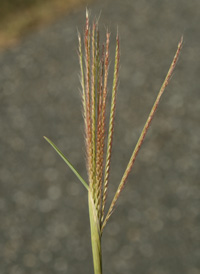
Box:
<box><xmin>44</xmin><ymin>136</ymin><xmax>89</xmax><ymax>190</ymax></box>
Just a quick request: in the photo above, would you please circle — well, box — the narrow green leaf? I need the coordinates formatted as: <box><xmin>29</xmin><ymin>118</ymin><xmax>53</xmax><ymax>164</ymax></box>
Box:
<box><xmin>44</xmin><ymin>136</ymin><xmax>89</xmax><ymax>190</ymax></box>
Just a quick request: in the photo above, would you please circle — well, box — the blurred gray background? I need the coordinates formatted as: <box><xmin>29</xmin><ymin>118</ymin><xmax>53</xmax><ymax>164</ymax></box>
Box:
<box><xmin>0</xmin><ymin>0</ymin><xmax>200</xmax><ymax>273</ymax></box>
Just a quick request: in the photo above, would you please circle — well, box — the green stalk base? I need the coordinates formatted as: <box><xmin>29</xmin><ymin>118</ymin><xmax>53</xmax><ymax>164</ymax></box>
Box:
<box><xmin>88</xmin><ymin>190</ymin><xmax>102</xmax><ymax>274</ymax></box>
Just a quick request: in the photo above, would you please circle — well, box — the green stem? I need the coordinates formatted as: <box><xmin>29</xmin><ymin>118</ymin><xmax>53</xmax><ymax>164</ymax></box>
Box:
<box><xmin>88</xmin><ymin>190</ymin><xmax>102</xmax><ymax>274</ymax></box>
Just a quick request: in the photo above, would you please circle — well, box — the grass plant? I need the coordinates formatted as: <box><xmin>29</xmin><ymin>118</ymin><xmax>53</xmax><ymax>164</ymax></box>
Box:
<box><xmin>44</xmin><ymin>10</ymin><xmax>183</xmax><ymax>274</ymax></box>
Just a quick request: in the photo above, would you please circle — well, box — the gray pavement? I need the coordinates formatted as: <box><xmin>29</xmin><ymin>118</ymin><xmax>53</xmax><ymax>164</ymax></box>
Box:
<box><xmin>0</xmin><ymin>0</ymin><xmax>200</xmax><ymax>273</ymax></box>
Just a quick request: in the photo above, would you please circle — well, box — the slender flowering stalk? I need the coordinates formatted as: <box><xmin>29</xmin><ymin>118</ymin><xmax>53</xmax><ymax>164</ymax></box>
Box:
<box><xmin>44</xmin><ymin>10</ymin><xmax>183</xmax><ymax>274</ymax></box>
<box><xmin>101</xmin><ymin>34</ymin><xmax>119</xmax><ymax>224</ymax></box>
<box><xmin>101</xmin><ymin>36</ymin><xmax>183</xmax><ymax>231</ymax></box>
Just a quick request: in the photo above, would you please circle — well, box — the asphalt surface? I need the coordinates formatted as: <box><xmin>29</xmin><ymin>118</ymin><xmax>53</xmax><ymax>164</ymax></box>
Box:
<box><xmin>0</xmin><ymin>0</ymin><xmax>200</xmax><ymax>273</ymax></box>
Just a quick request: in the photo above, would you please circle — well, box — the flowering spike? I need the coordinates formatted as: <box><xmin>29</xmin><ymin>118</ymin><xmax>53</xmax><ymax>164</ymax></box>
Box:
<box><xmin>101</xmin><ymin>36</ymin><xmax>183</xmax><ymax>232</ymax></box>
<box><xmin>101</xmin><ymin>34</ymin><xmax>120</xmax><ymax>223</ymax></box>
